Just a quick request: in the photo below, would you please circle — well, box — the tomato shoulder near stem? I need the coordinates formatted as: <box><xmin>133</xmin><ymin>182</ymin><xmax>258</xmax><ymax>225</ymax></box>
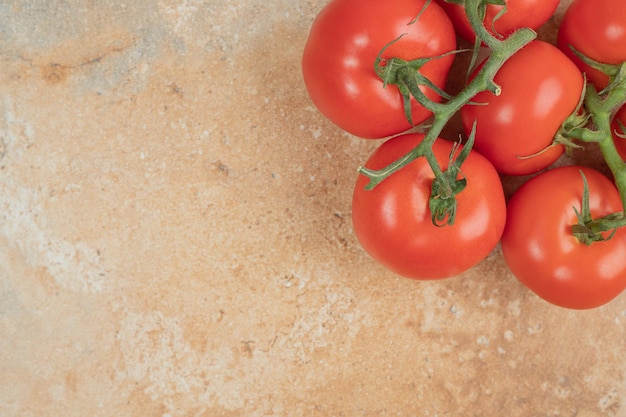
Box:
<box><xmin>352</xmin><ymin>133</ymin><xmax>506</xmax><ymax>279</ymax></box>
<box><xmin>501</xmin><ymin>166</ymin><xmax>626</xmax><ymax>309</ymax></box>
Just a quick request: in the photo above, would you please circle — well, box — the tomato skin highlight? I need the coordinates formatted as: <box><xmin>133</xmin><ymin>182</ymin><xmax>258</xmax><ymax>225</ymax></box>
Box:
<box><xmin>302</xmin><ymin>0</ymin><xmax>456</xmax><ymax>139</ymax></box>
<box><xmin>435</xmin><ymin>0</ymin><xmax>559</xmax><ymax>43</ymax></box>
<box><xmin>557</xmin><ymin>0</ymin><xmax>626</xmax><ymax>90</ymax></box>
<box><xmin>461</xmin><ymin>41</ymin><xmax>584</xmax><ymax>176</ymax></box>
<box><xmin>352</xmin><ymin>134</ymin><xmax>506</xmax><ymax>280</ymax></box>
<box><xmin>502</xmin><ymin>166</ymin><xmax>626</xmax><ymax>310</ymax></box>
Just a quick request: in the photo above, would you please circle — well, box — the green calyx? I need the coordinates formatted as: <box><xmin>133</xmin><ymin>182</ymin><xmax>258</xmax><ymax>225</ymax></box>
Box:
<box><xmin>429</xmin><ymin>126</ymin><xmax>475</xmax><ymax>226</ymax></box>
<box><xmin>571</xmin><ymin>171</ymin><xmax>626</xmax><ymax>245</ymax></box>
<box><xmin>374</xmin><ymin>37</ymin><xmax>460</xmax><ymax>126</ymax></box>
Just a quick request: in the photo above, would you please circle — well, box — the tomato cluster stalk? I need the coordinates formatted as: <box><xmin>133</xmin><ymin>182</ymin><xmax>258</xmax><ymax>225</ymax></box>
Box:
<box><xmin>358</xmin><ymin>0</ymin><xmax>535</xmax><ymax>225</ymax></box>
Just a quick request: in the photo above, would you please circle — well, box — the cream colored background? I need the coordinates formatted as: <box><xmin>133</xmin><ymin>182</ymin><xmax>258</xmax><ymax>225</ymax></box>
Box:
<box><xmin>1</xmin><ymin>0</ymin><xmax>625</xmax><ymax>416</ymax></box>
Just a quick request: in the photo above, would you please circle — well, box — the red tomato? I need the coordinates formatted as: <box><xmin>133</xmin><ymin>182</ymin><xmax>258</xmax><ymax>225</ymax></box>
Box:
<box><xmin>352</xmin><ymin>134</ymin><xmax>506</xmax><ymax>279</ymax></box>
<box><xmin>302</xmin><ymin>0</ymin><xmax>456</xmax><ymax>139</ymax></box>
<box><xmin>460</xmin><ymin>41</ymin><xmax>584</xmax><ymax>176</ymax></box>
<box><xmin>557</xmin><ymin>0</ymin><xmax>626</xmax><ymax>90</ymax></box>
<box><xmin>613</xmin><ymin>105</ymin><xmax>626</xmax><ymax>160</ymax></box>
<box><xmin>435</xmin><ymin>0</ymin><xmax>559</xmax><ymax>43</ymax></box>
<box><xmin>502</xmin><ymin>166</ymin><xmax>626</xmax><ymax>309</ymax></box>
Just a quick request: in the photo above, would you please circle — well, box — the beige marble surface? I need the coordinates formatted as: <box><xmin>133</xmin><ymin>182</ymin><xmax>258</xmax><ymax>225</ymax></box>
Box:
<box><xmin>2</xmin><ymin>0</ymin><xmax>626</xmax><ymax>416</ymax></box>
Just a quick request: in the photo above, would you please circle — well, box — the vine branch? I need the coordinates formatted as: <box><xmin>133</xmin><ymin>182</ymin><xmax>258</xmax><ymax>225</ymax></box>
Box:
<box><xmin>358</xmin><ymin>0</ymin><xmax>536</xmax><ymax>225</ymax></box>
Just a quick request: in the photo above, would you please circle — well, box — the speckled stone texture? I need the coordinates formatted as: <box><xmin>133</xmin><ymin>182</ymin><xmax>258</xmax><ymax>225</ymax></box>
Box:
<box><xmin>1</xmin><ymin>0</ymin><xmax>626</xmax><ymax>416</ymax></box>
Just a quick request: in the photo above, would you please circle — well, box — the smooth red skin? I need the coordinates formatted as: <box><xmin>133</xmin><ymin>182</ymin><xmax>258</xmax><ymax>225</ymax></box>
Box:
<box><xmin>302</xmin><ymin>0</ymin><xmax>456</xmax><ymax>139</ymax></box>
<box><xmin>352</xmin><ymin>134</ymin><xmax>506</xmax><ymax>280</ymax></box>
<box><xmin>502</xmin><ymin>166</ymin><xmax>626</xmax><ymax>310</ymax></box>
<box><xmin>557</xmin><ymin>0</ymin><xmax>626</xmax><ymax>90</ymax></box>
<box><xmin>435</xmin><ymin>0</ymin><xmax>559</xmax><ymax>43</ymax></box>
<box><xmin>613</xmin><ymin>105</ymin><xmax>626</xmax><ymax>160</ymax></box>
<box><xmin>461</xmin><ymin>41</ymin><xmax>584</xmax><ymax>176</ymax></box>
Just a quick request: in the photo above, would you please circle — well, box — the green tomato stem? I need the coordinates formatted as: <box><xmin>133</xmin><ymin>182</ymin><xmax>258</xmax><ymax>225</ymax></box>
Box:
<box><xmin>569</xmin><ymin>68</ymin><xmax>626</xmax><ymax>238</ymax></box>
<box><xmin>358</xmin><ymin>0</ymin><xmax>536</xmax><ymax>226</ymax></box>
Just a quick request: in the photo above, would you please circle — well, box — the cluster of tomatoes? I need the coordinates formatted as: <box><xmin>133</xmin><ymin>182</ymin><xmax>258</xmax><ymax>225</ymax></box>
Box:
<box><xmin>302</xmin><ymin>0</ymin><xmax>626</xmax><ymax>310</ymax></box>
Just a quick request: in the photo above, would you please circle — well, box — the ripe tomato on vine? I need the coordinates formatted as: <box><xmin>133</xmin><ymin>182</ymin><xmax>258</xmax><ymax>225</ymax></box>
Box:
<box><xmin>352</xmin><ymin>134</ymin><xmax>506</xmax><ymax>279</ymax></box>
<box><xmin>502</xmin><ymin>166</ymin><xmax>626</xmax><ymax>309</ymax></box>
<box><xmin>461</xmin><ymin>41</ymin><xmax>584</xmax><ymax>176</ymax></box>
<box><xmin>302</xmin><ymin>0</ymin><xmax>457</xmax><ymax>139</ymax></box>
